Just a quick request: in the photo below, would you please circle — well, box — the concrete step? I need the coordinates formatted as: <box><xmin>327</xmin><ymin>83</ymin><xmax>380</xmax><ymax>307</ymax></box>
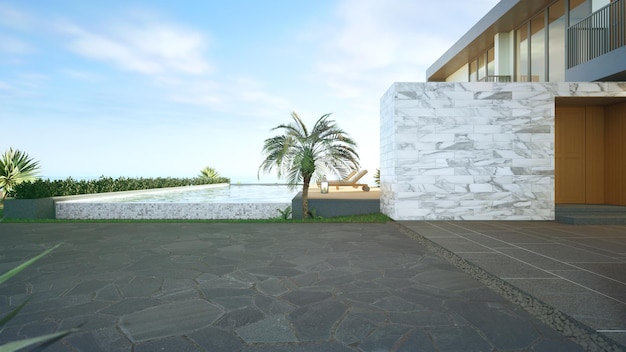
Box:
<box><xmin>555</xmin><ymin>205</ymin><xmax>626</xmax><ymax>225</ymax></box>
<box><xmin>556</xmin><ymin>214</ymin><xmax>626</xmax><ymax>225</ymax></box>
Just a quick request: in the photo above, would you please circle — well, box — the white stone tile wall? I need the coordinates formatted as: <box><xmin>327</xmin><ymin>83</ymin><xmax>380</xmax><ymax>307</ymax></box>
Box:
<box><xmin>380</xmin><ymin>82</ymin><xmax>626</xmax><ymax>220</ymax></box>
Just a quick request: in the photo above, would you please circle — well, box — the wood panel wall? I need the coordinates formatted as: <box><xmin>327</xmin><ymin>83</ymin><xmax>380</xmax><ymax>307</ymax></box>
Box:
<box><xmin>605</xmin><ymin>102</ymin><xmax>626</xmax><ymax>205</ymax></box>
<box><xmin>585</xmin><ymin>106</ymin><xmax>605</xmax><ymax>204</ymax></box>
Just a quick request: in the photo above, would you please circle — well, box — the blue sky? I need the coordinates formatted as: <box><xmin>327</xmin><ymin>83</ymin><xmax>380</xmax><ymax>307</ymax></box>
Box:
<box><xmin>1</xmin><ymin>0</ymin><xmax>499</xmax><ymax>184</ymax></box>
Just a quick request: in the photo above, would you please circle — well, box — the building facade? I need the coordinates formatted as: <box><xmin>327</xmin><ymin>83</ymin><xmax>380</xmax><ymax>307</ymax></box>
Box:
<box><xmin>380</xmin><ymin>0</ymin><xmax>626</xmax><ymax>220</ymax></box>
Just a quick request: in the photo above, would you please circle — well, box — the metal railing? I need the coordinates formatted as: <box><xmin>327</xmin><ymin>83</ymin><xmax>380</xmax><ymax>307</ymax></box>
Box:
<box><xmin>478</xmin><ymin>75</ymin><xmax>512</xmax><ymax>82</ymax></box>
<box><xmin>568</xmin><ymin>0</ymin><xmax>625</xmax><ymax>68</ymax></box>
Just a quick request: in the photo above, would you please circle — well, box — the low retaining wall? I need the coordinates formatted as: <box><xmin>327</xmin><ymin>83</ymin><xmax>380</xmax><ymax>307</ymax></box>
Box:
<box><xmin>3</xmin><ymin>198</ymin><xmax>56</xmax><ymax>219</ymax></box>
<box><xmin>56</xmin><ymin>202</ymin><xmax>291</xmax><ymax>220</ymax></box>
<box><xmin>291</xmin><ymin>192</ymin><xmax>380</xmax><ymax>219</ymax></box>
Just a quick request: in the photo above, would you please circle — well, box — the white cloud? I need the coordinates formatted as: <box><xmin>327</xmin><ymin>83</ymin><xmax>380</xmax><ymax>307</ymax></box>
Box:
<box><xmin>60</xmin><ymin>19</ymin><xmax>213</xmax><ymax>76</ymax></box>
<box><xmin>0</xmin><ymin>34</ymin><xmax>34</xmax><ymax>54</ymax></box>
<box><xmin>311</xmin><ymin>0</ymin><xmax>500</xmax><ymax>97</ymax></box>
<box><xmin>167</xmin><ymin>75</ymin><xmax>293</xmax><ymax>120</ymax></box>
<box><xmin>61</xmin><ymin>69</ymin><xmax>103</xmax><ymax>82</ymax></box>
<box><xmin>0</xmin><ymin>3</ymin><xmax>33</xmax><ymax>29</ymax></box>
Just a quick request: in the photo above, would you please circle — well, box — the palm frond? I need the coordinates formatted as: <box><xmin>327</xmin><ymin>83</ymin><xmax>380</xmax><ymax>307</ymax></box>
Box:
<box><xmin>0</xmin><ymin>148</ymin><xmax>41</xmax><ymax>200</ymax></box>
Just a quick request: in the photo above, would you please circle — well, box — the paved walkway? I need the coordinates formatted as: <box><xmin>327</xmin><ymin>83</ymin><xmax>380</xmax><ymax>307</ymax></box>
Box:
<box><xmin>0</xmin><ymin>222</ymin><xmax>621</xmax><ymax>351</ymax></box>
<box><xmin>398</xmin><ymin>221</ymin><xmax>626</xmax><ymax>350</ymax></box>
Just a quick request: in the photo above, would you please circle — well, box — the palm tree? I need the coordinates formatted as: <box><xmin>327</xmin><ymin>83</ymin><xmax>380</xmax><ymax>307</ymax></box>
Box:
<box><xmin>0</xmin><ymin>148</ymin><xmax>41</xmax><ymax>203</ymax></box>
<box><xmin>258</xmin><ymin>112</ymin><xmax>360</xmax><ymax>218</ymax></box>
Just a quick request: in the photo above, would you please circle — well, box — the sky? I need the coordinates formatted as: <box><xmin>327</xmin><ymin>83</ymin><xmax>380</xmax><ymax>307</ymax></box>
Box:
<box><xmin>1</xmin><ymin>0</ymin><xmax>499</xmax><ymax>184</ymax></box>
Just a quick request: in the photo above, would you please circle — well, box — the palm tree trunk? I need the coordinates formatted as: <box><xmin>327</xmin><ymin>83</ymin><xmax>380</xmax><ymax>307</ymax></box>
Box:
<box><xmin>302</xmin><ymin>176</ymin><xmax>311</xmax><ymax>219</ymax></box>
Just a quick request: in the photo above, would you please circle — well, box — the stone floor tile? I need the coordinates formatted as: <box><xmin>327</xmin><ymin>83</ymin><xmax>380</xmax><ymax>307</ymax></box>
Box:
<box><xmin>134</xmin><ymin>336</ymin><xmax>200</xmax><ymax>352</ymax></box>
<box><xmin>188</xmin><ymin>326</ymin><xmax>245</xmax><ymax>351</ymax></box>
<box><xmin>429</xmin><ymin>325</ymin><xmax>493</xmax><ymax>352</ymax></box>
<box><xmin>335</xmin><ymin>313</ymin><xmax>379</xmax><ymax>345</ymax></box>
<box><xmin>119</xmin><ymin>299</ymin><xmax>222</xmax><ymax>342</ymax></box>
<box><xmin>289</xmin><ymin>299</ymin><xmax>347</xmax><ymax>340</ymax></box>
<box><xmin>281</xmin><ymin>290</ymin><xmax>332</xmax><ymax>306</ymax></box>
<box><xmin>214</xmin><ymin>306</ymin><xmax>265</xmax><ymax>329</ymax></box>
<box><xmin>236</xmin><ymin>315</ymin><xmax>297</xmax><ymax>343</ymax></box>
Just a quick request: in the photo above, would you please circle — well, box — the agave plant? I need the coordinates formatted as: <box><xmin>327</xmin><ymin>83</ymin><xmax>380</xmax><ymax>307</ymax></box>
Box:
<box><xmin>0</xmin><ymin>148</ymin><xmax>41</xmax><ymax>203</ymax></box>
<box><xmin>199</xmin><ymin>166</ymin><xmax>220</xmax><ymax>180</ymax></box>
<box><xmin>0</xmin><ymin>243</ymin><xmax>78</xmax><ymax>351</ymax></box>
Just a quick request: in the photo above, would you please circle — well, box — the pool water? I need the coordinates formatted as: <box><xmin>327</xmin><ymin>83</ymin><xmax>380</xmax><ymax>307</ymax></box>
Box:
<box><xmin>112</xmin><ymin>184</ymin><xmax>298</xmax><ymax>203</ymax></box>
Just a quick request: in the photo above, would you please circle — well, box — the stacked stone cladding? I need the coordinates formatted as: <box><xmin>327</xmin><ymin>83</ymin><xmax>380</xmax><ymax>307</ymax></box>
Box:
<box><xmin>380</xmin><ymin>82</ymin><xmax>626</xmax><ymax>220</ymax></box>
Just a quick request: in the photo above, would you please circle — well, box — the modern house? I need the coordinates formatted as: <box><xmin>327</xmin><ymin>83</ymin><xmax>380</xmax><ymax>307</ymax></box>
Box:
<box><xmin>380</xmin><ymin>0</ymin><xmax>626</xmax><ymax>220</ymax></box>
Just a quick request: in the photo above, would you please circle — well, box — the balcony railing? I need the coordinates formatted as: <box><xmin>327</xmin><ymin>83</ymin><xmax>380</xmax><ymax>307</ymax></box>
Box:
<box><xmin>568</xmin><ymin>0</ymin><xmax>625</xmax><ymax>68</ymax></box>
<box><xmin>478</xmin><ymin>75</ymin><xmax>512</xmax><ymax>82</ymax></box>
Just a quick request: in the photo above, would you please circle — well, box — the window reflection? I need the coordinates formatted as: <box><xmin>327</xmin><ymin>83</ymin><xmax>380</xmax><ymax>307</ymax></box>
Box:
<box><xmin>531</xmin><ymin>13</ymin><xmax>546</xmax><ymax>81</ymax></box>
<box><xmin>516</xmin><ymin>25</ymin><xmax>529</xmax><ymax>81</ymax></box>
<box><xmin>549</xmin><ymin>0</ymin><xmax>565</xmax><ymax>81</ymax></box>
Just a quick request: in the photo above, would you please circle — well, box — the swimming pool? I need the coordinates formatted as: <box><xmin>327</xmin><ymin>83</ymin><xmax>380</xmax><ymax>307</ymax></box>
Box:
<box><xmin>111</xmin><ymin>184</ymin><xmax>297</xmax><ymax>203</ymax></box>
<box><xmin>55</xmin><ymin>184</ymin><xmax>299</xmax><ymax>220</ymax></box>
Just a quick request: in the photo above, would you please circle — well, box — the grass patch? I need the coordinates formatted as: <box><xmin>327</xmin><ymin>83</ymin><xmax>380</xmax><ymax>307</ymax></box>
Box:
<box><xmin>0</xmin><ymin>212</ymin><xmax>391</xmax><ymax>224</ymax></box>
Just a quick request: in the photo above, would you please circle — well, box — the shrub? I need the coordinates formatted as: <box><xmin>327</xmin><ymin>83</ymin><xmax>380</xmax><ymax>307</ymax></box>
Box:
<box><xmin>10</xmin><ymin>175</ymin><xmax>231</xmax><ymax>199</ymax></box>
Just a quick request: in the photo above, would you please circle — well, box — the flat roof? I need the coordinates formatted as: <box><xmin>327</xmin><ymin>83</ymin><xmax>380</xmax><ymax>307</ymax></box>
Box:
<box><xmin>426</xmin><ymin>0</ymin><xmax>553</xmax><ymax>81</ymax></box>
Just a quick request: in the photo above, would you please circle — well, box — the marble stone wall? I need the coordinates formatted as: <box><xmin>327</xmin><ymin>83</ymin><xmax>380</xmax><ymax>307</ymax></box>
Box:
<box><xmin>380</xmin><ymin>82</ymin><xmax>626</xmax><ymax>220</ymax></box>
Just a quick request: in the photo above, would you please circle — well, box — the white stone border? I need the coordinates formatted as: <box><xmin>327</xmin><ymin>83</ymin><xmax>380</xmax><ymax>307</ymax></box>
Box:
<box><xmin>54</xmin><ymin>184</ymin><xmax>291</xmax><ymax>219</ymax></box>
<box><xmin>55</xmin><ymin>202</ymin><xmax>290</xmax><ymax>220</ymax></box>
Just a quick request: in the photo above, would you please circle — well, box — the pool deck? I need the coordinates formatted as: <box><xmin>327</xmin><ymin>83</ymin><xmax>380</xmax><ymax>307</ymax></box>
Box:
<box><xmin>307</xmin><ymin>186</ymin><xmax>380</xmax><ymax>200</ymax></box>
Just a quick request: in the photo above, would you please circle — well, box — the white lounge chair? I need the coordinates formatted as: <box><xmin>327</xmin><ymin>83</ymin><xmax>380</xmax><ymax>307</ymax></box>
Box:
<box><xmin>328</xmin><ymin>170</ymin><xmax>369</xmax><ymax>191</ymax></box>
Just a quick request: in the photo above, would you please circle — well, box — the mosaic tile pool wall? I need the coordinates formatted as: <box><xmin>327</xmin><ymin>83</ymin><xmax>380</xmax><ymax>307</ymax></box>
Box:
<box><xmin>56</xmin><ymin>202</ymin><xmax>291</xmax><ymax>220</ymax></box>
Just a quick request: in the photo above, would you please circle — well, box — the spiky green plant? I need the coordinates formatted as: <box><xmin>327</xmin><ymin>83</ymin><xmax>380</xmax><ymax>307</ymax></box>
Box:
<box><xmin>199</xmin><ymin>166</ymin><xmax>220</xmax><ymax>180</ymax></box>
<box><xmin>374</xmin><ymin>168</ymin><xmax>380</xmax><ymax>187</ymax></box>
<box><xmin>258</xmin><ymin>112</ymin><xmax>360</xmax><ymax>218</ymax></box>
<box><xmin>0</xmin><ymin>148</ymin><xmax>41</xmax><ymax>203</ymax></box>
<box><xmin>276</xmin><ymin>205</ymin><xmax>292</xmax><ymax>220</ymax></box>
<box><xmin>0</xmin><ymin>243</ymin><xmax>78</xmax><ymax>351</ymax></box>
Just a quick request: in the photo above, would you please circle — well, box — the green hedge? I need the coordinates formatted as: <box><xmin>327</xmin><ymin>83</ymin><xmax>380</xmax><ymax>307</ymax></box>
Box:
<box><xmin>10</xmin><ymin>176</ymin><xmax>231</xmax><ymax>199</ymax></box>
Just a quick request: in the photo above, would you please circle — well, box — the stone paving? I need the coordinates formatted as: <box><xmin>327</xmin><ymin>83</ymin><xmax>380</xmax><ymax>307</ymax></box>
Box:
<box><xmin>398</xmin><ymin>221</ymin><xmax>626</xmax><ymax>351</ymax></box>
<box><xmin>0</xmin><ymin>223</ymin><xmax>590</xmax><ymax>351</ymax></box>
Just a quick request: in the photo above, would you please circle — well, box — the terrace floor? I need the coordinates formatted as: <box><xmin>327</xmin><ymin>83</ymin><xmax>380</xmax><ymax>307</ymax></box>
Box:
<box><xmin>398</xmin><ymin>220</ymin><xmax>626</xmax><ymax>349</ymax></box>
<box><xmin>0</xmin><ymin>221</ymin><xmax>624</xmax><ymax>351</ymax></box>
<box><xmin>307</xmin><ymin>186</ymin><xmax>380</xmax><ymax>200</ymax></box>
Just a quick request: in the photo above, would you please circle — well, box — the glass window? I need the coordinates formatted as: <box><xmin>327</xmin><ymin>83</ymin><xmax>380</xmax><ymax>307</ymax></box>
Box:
<box><xmin>570</xmin><ymin>0</ymin><xmax>591</xmax><ymax>25</ymax></box>
<box><xmin>548</xmin><ymin>0</ymin><xmax>565</xmax><ymax>81</ymax></box>
<box><xmin>469</xmin><ymin>59</ymin><xmax>478</xmax><ymax>82</ymax></box>
<box><xmin>487</xmin><ymin>48</ymin><xmax>495</xmax><ymax>77</ymax></box>
<box><xmin>530</xmin><ymin>13</ymin><xmax>546</xmax><ymax>81</ymax></box>
<box><xmin>592</xmin><ymin>0</ymin><xmax>610</xmax><ymax>12</ymax></box>
<box><xmin>478</xmin><ymin>53</ymin><xmax>486</xmax><ymax>80</ymax></box>
<box><xmin>516</xmin><ymin>25</ymin><xmax>529</xmax><ymax>82</ymax></box>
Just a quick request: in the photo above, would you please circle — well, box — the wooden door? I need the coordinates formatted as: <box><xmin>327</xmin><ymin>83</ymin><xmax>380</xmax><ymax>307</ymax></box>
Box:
<box><xmin>556</xmin><ymin>107</ymin><xmax>586</xmax><ymax>203</ymax></box>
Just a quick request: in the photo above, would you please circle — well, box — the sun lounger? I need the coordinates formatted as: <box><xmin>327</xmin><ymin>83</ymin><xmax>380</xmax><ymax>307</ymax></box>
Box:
<box><xmin>328</xmin><ymin>169</ymin><xmax>370</xmax><ymax>191</ymax></box>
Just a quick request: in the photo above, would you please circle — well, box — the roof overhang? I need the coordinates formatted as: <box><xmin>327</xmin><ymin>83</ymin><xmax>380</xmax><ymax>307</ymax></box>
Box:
<box><xmin>426</xmin><ymin>0</ymin><xmax>554</xmax><ymax>81</ymax></box>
